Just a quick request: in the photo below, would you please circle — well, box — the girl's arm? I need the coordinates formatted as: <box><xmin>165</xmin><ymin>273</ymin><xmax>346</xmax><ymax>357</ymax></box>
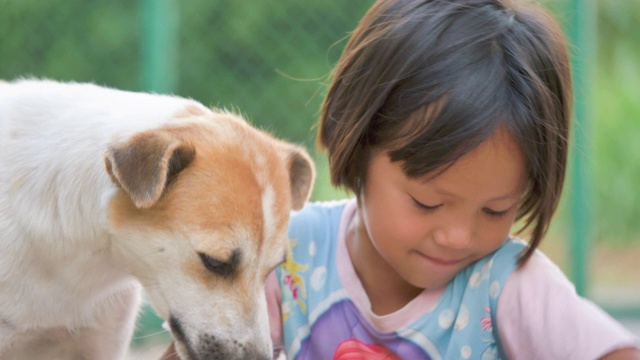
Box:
<box><xmin>497</xmin><ymin>252</ymin><xmax>639</xmax><ymax>359</ymax></box>
<box><xmin>265</xmin><ymin>270</ymin><xmax>285</xmax><ymax>359</ymax></box>
<box><xmin>601</xmin><ymin>347</ymin><xmax>640</xmax><ymax>359</ymax></box>
<box><xmin>160</xmin><ymin>342</ymin><xmax>178</xmax><ymax>360</ymax></box>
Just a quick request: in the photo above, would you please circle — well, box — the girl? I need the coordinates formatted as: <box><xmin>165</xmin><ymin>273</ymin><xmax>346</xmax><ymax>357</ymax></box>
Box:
<box><xmin>265</xmin><ymin>0</ymin><xmax>639</xmax><ymax>359</ymax></box>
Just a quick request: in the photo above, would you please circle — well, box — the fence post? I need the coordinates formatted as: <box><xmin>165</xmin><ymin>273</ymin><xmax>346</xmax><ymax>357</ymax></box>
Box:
<box><xmin>141</xmin><ymin>0</ymin><xmax>179</xmax><ymax>93</ymax></box>
<box><xmin>566</xmin><ymin>0</ymin><xmax>595</xmax><ymax>296</ymax></box>
<box><xmin>134</xmin><ymin>0</ymin><xmax>180</xmax><ymax>347</ymax></box>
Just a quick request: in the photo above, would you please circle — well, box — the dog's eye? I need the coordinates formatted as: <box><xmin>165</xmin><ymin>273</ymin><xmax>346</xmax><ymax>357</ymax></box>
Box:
<box><xmin>198</xmin><ymin>252</ymin><xmax>233</xmax><ymax>278</ymax></box>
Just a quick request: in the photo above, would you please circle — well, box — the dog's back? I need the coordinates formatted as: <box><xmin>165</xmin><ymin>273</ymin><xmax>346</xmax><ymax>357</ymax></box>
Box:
<box><xmin>0</xmin><ymin>79</ymin><xmax>315</xmax><ymax>359</ymax></box>
<box><xmin>0</xmin><ymin>80</ymin><xmax>203</xmax><ymax>358</ymax></box>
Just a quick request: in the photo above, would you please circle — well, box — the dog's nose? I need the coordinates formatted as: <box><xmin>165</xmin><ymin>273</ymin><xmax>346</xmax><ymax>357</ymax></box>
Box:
<box><xmin>193</xmin><ymin>335</ymin><xmax>271</xmax><ymax>360</ymax></box>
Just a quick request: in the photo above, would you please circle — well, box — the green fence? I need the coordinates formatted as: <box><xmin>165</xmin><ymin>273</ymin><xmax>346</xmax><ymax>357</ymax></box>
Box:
<box><xmin>1</xmin><ymin>0</ymin><xmax>639</xmax><ymax>348</ymax></box>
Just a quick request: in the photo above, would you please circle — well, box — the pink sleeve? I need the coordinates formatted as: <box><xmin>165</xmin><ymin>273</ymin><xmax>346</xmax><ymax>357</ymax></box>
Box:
<box><xmin>497</xmin><ymin>251</ymin><xmax>639</xmax><ymax>359</ymax></box>
<box><xmin>265</xmin><ymin>270</ymin><xmax>283</xmax><ymax>359</ymax></box>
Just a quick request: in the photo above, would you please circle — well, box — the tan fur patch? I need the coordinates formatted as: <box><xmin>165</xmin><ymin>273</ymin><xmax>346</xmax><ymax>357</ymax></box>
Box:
<box><xmin>107</xmin><ymin>111</ymin><xmax>293</xmax><ymax>295</ymax></box>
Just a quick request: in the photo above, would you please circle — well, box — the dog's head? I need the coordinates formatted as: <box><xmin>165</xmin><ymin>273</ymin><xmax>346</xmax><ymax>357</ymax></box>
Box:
<box><xmin>103</xmin><ymin>106</ymin><xmax>314</xmax><ymax>360</ymax></box>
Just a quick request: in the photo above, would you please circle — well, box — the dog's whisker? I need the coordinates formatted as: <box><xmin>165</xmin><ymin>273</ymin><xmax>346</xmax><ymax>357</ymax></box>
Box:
<box><xmin>132</xmin><ymin>328</ymin><xmax>170</xmax><ymax>340</ymax></box>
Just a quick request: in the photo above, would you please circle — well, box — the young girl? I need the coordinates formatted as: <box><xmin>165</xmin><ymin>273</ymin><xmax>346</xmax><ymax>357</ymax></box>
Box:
<box><xmin>264</xmin><ymin>0</ymin><xmax>640</xmax><ymax>359</ymax></box>
<box><xmin>163</xmin><ymin>0</ymin><xmax>639</xmax><ymax>359</ymax></box>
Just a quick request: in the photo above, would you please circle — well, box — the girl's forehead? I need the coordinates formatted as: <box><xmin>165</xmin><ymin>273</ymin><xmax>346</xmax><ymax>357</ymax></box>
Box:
<box><xmin>416</xmin><ymin>128</ymin><xmax>527</xmax><ymax>198</ymax></box>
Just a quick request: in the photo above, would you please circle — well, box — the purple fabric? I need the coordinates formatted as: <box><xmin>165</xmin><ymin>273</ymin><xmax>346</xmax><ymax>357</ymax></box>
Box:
<box><xmin>298</xmin><ymin>300</ymin><xmax>431</xmax><ymax>359</ymax></box>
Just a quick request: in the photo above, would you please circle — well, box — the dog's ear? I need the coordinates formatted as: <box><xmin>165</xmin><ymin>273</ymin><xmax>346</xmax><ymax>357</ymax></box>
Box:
<box><xmin>282</xmin><ymin>145</ymin><xmax>315</xmax><ymax>211</ymax></box>
<box><xmin>104</xmin><ymin>131</ymin><xmax>196</xmax><ymax>209</ymax></box>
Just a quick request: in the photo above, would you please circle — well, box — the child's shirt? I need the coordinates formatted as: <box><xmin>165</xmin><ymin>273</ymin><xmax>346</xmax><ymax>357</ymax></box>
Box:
<box><xmin>267</xmin><ymin>200</ymin><xmax>638</xmax><ymax>359</ymax></box>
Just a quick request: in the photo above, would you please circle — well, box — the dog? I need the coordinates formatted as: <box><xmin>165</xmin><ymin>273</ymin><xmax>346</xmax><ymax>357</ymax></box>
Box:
<box><xmin>0</xmin><ymin>79</ymin><xmax>315</xmax><ymax>360</ymax></box>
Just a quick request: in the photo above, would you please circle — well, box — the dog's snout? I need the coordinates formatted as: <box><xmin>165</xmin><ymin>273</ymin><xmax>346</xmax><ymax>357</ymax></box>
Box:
<box><xmin>169</xmin><ymin>315</ymin><xmax>271</xmax><ymax>360</ymax></box>
<box><xmin>240</xmin><ymin>343</ymin><xmax>271</xmax><ymax>360</ymax></box>
<box><xmin>194</xmin><ymin>333</ymin><xmax>271</xmax><ymax>360</ymax></box>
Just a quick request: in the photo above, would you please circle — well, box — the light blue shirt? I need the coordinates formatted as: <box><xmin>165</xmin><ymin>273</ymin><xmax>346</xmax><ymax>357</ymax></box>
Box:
<box><xmin>276</xmin><ymin>200</ymin><xmax>525</xmax><ymax>360</ymax></box>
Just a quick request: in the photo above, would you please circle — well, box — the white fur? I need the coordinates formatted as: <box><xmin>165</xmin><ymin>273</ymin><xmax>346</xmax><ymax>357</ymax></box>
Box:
<box><xmin>0</xmin><ymin>79</ymin><xmax>298</xmax><ymax>359</ymax></box>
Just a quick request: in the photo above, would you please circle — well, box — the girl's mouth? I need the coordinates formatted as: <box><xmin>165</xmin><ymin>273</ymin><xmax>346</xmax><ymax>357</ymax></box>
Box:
<box><xmin>416</xmin><ymin>252</ymin><xmax>466</xmax><ymax>266</ymax></box>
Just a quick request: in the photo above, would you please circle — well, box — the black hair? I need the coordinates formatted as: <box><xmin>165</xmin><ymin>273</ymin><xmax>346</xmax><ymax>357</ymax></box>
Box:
<box><xmin>318</xmin><ymin>0</ymin><xmax>572</xmax><ymax>263</ymax></box>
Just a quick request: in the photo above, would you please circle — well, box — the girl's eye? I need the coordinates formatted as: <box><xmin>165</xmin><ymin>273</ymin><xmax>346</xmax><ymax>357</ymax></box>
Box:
<box><xmin>411</xmin><ymin>197</ymin><xmax>442</xmax><ymax>211</ymax></box>
<box><xmin>483</xmin><ymin>208</ymin><xmax>509</xmax><ymax>219</ymax></box>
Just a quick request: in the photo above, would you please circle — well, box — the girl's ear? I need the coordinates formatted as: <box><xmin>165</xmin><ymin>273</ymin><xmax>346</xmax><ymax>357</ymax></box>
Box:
<box><xmin>104</xmin><ymin>131</ymin><xmax>196</xmax><ymax>209</ymax></box>
<box><xmin>282</xmin><ymin>145</ymin><xmax>315</xmax><ymax>211</ymax></box>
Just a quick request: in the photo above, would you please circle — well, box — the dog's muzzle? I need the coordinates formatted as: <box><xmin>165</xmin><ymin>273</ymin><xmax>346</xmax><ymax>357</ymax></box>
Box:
<box><xmin>169</xmin><ymin>315</ymin><xmax>271</xmax><ymax>360</ymax></box>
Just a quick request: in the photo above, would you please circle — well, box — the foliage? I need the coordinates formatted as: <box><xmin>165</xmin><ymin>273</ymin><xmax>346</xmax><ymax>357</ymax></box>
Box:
<box><xmin>0</xmin><ymin>0</ymin><xmax>140</xmax><ymax>88</ymax></box>
<box><xmin>591</xmin><ymin>0</ymin><xmax>640</xmax><ymax>243</ymax></box>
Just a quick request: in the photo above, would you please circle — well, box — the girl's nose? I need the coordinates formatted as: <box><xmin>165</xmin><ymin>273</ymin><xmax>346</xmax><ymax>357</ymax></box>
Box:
<box><xmin>433</xmin><ymin>219</ymin><xmax>474</xmax><ymax>250</ymax></box>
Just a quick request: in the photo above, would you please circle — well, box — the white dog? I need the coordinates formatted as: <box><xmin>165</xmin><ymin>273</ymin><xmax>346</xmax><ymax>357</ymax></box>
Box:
<box><xmin>0</xmin><ymin>79</ymin><xmax>314</xmax><ymax>360</ymax></box>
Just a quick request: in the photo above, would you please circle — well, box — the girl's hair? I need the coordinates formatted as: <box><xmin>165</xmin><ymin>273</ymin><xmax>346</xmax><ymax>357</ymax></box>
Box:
<box><xmin>318</xmin><ymin>0</ymin><xmax>572</xmax><ymax>264</ymax></box>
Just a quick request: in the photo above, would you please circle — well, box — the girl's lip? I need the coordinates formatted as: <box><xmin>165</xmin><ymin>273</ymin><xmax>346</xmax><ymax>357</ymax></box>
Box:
<box><xmin>417</xmin><ymin>252</ymin><xmax>465</xmax><ymax>266</ymax></box>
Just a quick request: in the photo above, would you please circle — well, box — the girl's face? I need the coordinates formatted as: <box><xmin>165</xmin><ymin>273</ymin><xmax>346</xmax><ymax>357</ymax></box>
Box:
<box><xmin>357</xmin><ymin>128</ymin><xmax>527</xmax><ymax>291</ymax></box>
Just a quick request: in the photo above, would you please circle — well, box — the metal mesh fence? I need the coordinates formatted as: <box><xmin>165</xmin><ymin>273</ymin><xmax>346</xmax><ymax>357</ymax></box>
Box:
<box><xmin>176</xmin><ymin>1</ymin><xmax>373</xmax><ymax>146</ymax></box>
<box><xmin>0</xmin><ymin>0</ymin><xmax>372</xmax><ymax>149</ymax></box>
<box><xmin>0</xmin><ymin>0</ymin><xmax>141</xmax><ymax>91</ymax></box>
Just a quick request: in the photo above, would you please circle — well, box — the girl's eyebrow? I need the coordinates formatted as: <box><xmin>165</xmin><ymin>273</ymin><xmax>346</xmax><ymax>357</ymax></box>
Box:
<box><xmin>431</xmin><ymin>186</ymin><xmax>522</xmax><ymax>202</ymax></box>
<box><xmin>485</xmin><ymin>192</ymin><xmax>522</xmax><ymax>202</ymax></box>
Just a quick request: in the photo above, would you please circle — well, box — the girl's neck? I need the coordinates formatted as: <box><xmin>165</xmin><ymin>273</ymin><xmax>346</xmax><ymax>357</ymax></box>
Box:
<box><xmin>346</xmin><ymin>210</ymin><xmax>423</xmax><ymax>316</ymax></box>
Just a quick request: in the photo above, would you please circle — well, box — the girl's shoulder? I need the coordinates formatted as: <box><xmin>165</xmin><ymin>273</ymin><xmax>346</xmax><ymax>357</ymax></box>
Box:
<box><xmin>290</xmin><ymin>198</ymin><xmax>351</xmax><ymax>221</ymax></box>
<box><xmin>288</xmin><ymin>199</ymin><xmax>352</xmax><ymax>240</ymax></box>
<box><xmin>455</xmin><ymin>238</ymin><xmax>527</xmax><ymax>289</ymax></box>
<box><xmin>496</xmin><ymin>246</ymin><xmax>640</xmax><ymax>358</ymax></box>
<box><xmin>487</xmin><ymin>238</ymin><xmax>528</xmax><ymax>280</ymax></box>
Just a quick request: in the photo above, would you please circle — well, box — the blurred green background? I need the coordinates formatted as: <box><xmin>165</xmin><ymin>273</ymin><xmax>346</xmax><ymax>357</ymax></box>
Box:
<box><xmin>1</xmin><ymin>0</ymin><xmax>639</xmax><ymax>350</ymax></box>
